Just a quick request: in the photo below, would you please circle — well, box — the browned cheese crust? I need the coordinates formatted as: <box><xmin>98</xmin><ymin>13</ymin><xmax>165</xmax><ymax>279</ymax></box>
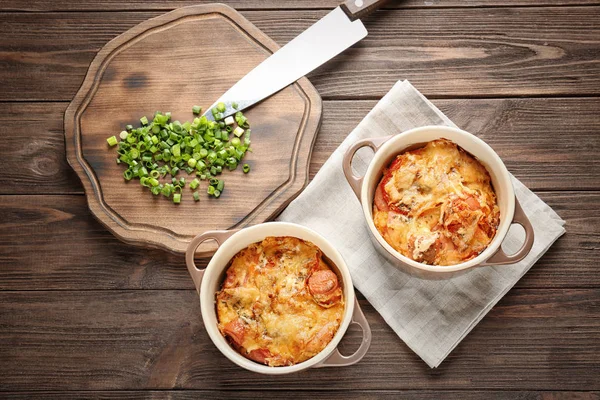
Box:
<box><xmin>373</xmin><ymin>139</ymin><xmax>500</xmax><ymax>266</ymax></box>
<box><xmin>216</xmin><ymin>236</ymin><xmax>344</xmax><ymax>366</ymax></box>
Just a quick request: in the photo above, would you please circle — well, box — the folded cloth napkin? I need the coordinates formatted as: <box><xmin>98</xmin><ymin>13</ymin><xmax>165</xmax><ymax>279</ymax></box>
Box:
<box><xmin>276</xmin><ymin>80</ymin><xmax>566</xmax><ymax>368</ymax></box>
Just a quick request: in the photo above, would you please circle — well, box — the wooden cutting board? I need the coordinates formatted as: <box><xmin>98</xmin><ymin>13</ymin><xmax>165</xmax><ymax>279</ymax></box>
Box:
<box><xmin>64</xmin><ymin>4</ymin><xmax>322</xmax><ymax>254</ymax></box>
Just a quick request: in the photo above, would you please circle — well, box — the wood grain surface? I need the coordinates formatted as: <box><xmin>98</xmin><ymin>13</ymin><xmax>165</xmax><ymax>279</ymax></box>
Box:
<box><xmin>0</xmin><ymin>192</ymin><xmax>597</xmax><ymax>291</ymax></box>
<box><xmin>1</xmin><ymin>7</ymin><xmax>599</xmax><ymax>101</ymax></box>
<box><xmin>1</xmin><ymin>392</ymin><xmax>598</xmax><ymax>400</ymax></box>
<box><xmin>64</xmin><ymin>4</ymin><xmax>322</xmax><ymax>253</ymax></box>
<box><xmin>0</xmin><ymin>290</ymin><xmax>598</xmax><ymax>390</ymax></box>
<box><xmin>4</xmin><ymin>98</ymin><xmax>600</xmax><ymax>195</ymax></box>
<box><xmin>1</xmin><ymin>1</ymin><xmax>599</xmax><ymax>398</ymax></box>
<box><xmin>3</xmin><ymin>0</ymin><xmax>600</xmax><ymax>11</ymax></box>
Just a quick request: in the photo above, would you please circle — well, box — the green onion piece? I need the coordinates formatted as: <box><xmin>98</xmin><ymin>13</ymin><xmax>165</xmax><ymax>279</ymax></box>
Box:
<box><xmin>190</xmin><ymin>178</ymin><xmax>199</xmax><ymax>190</ymax></box>
<box><xmin>234</xmin><ymin>111</ymin><xmax>248</xmax><ymax>128</ymax></box>
<box><xmin>130</xmin><ymin>148</ymin><xmax>140</xmax><ymax>159</ymax></box>
<box><xmin>214</xmin><ymin>189</ymin><xmax>221</xmax><ymax>198</ymax></box>
<box><xmin>107</xmin><ymin>136</ymin><xmax>118</xmax><ymax>146</ymax></box>
<box><xmin>188</xmin><ymin>158</ymin><xmax>197</xmax><ymax>168</ymax></box>
<box><xmin>140</xmin><ymin>176</ymin><xmax>148</xmax><ymax>187</ymax></box>
<box><xmin>172</xmin><ymin>144</ymin><xmax>181</xmax><ymax>157</ymax></box>
<box><xmin>216</xmin><ymin>179</ymin><xmax>224</xmax><ymax>192</ymax></box>
<box><xmin>124</xmin><ymin>169</ymin><xmax>133</xmax><ymax>180</ymax></box>
<box><xmin>192</xmin><ymin>105</ymin><xmax>202</xmax><ymax>115</ymax></box>
<box><xmin>192</xmin><ymin>191</ymin><xmax>200</xmax><ymax>201</ymax></box>
<box><xmin>231</xmin><ymin>137</ymin><xmax>241</xmax><ymax>147</ymax></box>
<box><xmin>233</xmin><ymin>127</ymin><xmax>245</xmax><ymax>137</ymax></box>
<box><xmin>207</xmin><ymin>185</ymin><xmax>215</xmax><ymax>195</ymax></box>
<box><xmin>173</xmin><ymin>193</ymin><xmax>181</xmax><ymax>204</ymax></box>
<box><xmin>149</xmin><ymin>178</ymin><xmax>159</xmax><ymax>187</ymax></box>
<box><xmin>243</xmin><ymin>163</ymin><xmax>250</xmax><ymax>174</ymax></box>
<box><xmin>151</xmin><ymin>186</ymin><xmax>161</xmax><ymax>195</ymax></box>
<box><xmin>217</xmin><ymin>102</ymin><xmax>226</xmax><ymax>113</ymax></box>
<box><xmin>140</xmin><ymin>116</ymin><xmax>149</xmax><ymax>126</ymax></box>
<box><xmin>126</xmin><ymin>124</ymin><xmax>133</xmax><ymax>131</ymax></box>
<box><xmin>195</xmin><ymin>160</ymin><xmax>206</xmax><ymax>171</ymax></box>
<box><xmin>224</xmin><ymin>116</ymin><xmax>235</xmax><ymax>126</ymax></box>
<box><xmin>179</xmin><ymin>177</ymin><xmax>185</xmax><ymax>187</ymax></box>
<box><xmin>150</xmin><ymin>170</ymin><xmax>160</xmax><ymax>179</ymax></box>
<box><xmin>161</xmin><ymin>185</ymin><xmax>172</xmax><ymax>197</ymax></box>
<box><xmin>232</xmin><ymin>102</ymin><xmax>239</xmax><ymax>109</ymax></box>
<box><xmin>215</xmin><ymin>165</ymin><xmax>222</xmax><ymax>174</ymax></box>
<box><xmin>171</xmin><ymin>166</ymin><xmax>179</xmax><ymax>176</ymax></box>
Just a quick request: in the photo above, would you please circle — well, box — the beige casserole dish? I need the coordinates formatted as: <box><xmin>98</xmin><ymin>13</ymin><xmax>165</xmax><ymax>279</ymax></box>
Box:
<box><xmin>342</xmin><ymin>125</ymin><xmax>535</xmax><ymax>279</ymax></box>
<box><xmin>185</xmin><ymin>222</ymin><xmax>371</xmax><ymax>374</ymax></box>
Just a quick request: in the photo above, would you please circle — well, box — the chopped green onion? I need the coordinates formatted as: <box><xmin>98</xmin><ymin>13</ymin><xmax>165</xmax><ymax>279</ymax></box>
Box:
<box><xmin>109</xmin><ymin>105</ymin><xmax>255</xmax><ymax>202</ymax></box>
<box><xmin>173</xmin><ymin>193</ymin><xmax>181</xmax><ymax>204</ymax></box>
<box><xmin>243</xmin><ymin>163</ymin><xmax>250</xmax><ymax>174</ymax></box>
<box><xmin>232</xmin><ymin>102</ymin><xmax>239</xmax><ymax>109</ymax></box>
<box><xmin>207</xmin><ymin>185</ymin><xmax>215</xmax><ymax>195</ymax></box>
<box><xmin>107</xmin><ymin>136</ymin><xmax>118</xmax><ymax>146</ymax></box>
<box><xmin>192</xmin><ymin>191</ymin><xmax>200</xmax><ymax>201</ymax></box>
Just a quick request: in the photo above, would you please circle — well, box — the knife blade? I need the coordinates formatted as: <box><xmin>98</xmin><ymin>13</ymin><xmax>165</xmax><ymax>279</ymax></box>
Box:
<box><xmin>203</xmin><ymin>0</ymin><xmax>388</xmax><ymax>120</ymax></box>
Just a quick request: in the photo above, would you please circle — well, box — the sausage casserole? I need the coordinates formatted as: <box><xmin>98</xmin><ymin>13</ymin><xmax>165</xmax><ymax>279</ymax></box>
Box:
<box><xmin>216</xmin><ymin>236</ymin><xmax>344</xmax><ymax>367</ymax></box>
<box><xmin>373</xmin><ymin>139</ymin><xmax>500</xmax><ymax>266</ymax></box>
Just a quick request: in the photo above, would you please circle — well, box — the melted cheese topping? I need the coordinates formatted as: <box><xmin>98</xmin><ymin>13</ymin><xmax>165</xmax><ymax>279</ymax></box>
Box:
<box><xmin>216</xmin><ymin>237</ymin><xmax>344</xmax><ymax>367</ymax></box>
<box><xmin>373</xmin><ymin>139</ymin><xmax>500</xmax><ymax>266</ymax></box>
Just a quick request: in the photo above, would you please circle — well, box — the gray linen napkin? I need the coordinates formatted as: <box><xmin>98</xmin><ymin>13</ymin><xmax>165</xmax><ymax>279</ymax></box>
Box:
<box><xmin>276</xmin><ymin>80</ymin><xmax>566</xmax><ymax>368</ymax></box>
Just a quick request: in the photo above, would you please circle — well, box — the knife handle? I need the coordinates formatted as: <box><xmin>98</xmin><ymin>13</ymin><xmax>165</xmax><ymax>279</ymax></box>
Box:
<box><xmin>340</xmin><ymin>0</ymin><xmax>390</xmax><ymax>21</ymax></box>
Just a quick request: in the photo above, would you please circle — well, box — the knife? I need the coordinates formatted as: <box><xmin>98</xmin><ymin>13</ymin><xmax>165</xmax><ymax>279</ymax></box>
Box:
<box><xmin>203</xmin><ymin>0</ymin><xmax>389</xmax><ymax>120</ymax></box>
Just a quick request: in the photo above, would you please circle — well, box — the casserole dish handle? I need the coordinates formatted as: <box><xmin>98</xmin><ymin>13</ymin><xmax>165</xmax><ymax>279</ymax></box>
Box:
<box><xmin>342</xmin><ymin>136</ymin><xmax>393</xmax><ymax>200</ymax></box>
<box><xmin>481</xmin><ymin>197</ymin><xmax>535</xmax><ymax>266</ymax></box>
<box><xmin>314</xmin><ymin>298</ymin><xmax>372</xmax><ymax>368</ymax></box>
<box><xmin>185</xmin><ymin>230</ymin><xmax>237</xmax><ymax>293</ymax></box>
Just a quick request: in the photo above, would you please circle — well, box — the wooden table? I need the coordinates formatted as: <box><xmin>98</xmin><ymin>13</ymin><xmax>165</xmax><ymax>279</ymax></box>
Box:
<box><xmin>1</xmin><ymin>1</ymin><xmax>599</xmax><ymax>398</ymax></box>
